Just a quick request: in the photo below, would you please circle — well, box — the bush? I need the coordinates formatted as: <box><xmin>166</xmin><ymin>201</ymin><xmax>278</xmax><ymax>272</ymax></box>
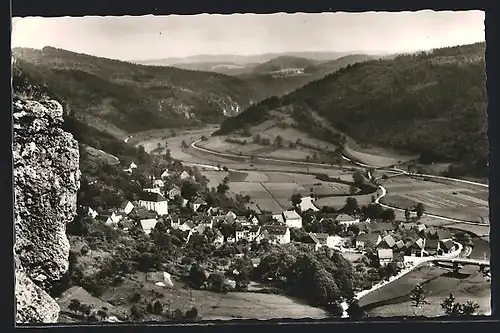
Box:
<box><xmin>184</xmin><ymin>307</ymin><xmax>199</xmax><ymax>320</ymax></box>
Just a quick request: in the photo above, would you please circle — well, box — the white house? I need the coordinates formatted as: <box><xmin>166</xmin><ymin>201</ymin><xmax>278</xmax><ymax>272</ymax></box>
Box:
<box><xmin>377</xmin><ymin>248</ymin><xmax>394</xmax><ymax>266</ymax></box>
<box><xmin>299</xmin><ymin>196</ymin><xmax>319</xmax><ymax>212</ymax></box>
<box><xmin>179</xmin><ymin>220</ymin><xmax>194</xmax><ymax>232</ymax></box>
<box><xmin>161</xmin><ymin>169</ymin><xmax>170</xmax><ymax>179</ymax></box>
<box><xmin>282</xmin><ymin>210</ymin><xmax>303</xmax><ymax>229</ymax></box>
<box><xmin>140</xmin><ymin>218</ymin><xmax>158</xmax><ymax>235</ymax></box>
<box><xmin>138</xmin><ymin>191</ymin><xmax>169</xmax><ymax>216</ymax></box>
<box><xmin>110</xmin><ymin>212</ymin><xmax>123</xmax><ymax>224</ymax></box>
<box><xmin>262</xmin><ymin>225</ymin><xmax>290</xmax><ymax>245</ymax></box>
<box><xmin>120</xmin><ymin>201</ymin><xmax>135</xmax><ymax>216</ymax></box>
<box><xmin>192</xmin><ymin>198</ymin><xmax>207</xmax><ymax>212</ymax></box>
<box><xmin>312</xmin><ymin>233</ymin><xmax>343</xmax><ymax>248</ymax></box>
<box><xmin>272</xmin><ymin>214</ymin><xmax>285</xmax><ymax>224</ymax></box>
<box><xmin>129</xmin><ymin>162</ymin><xmax>138</xmax><ymax>169</ymax></box>
<box><xmin>166</xmin><ymin>185</ymin><xmax>181</xmax><ymax>200</ymax></box>
<box><xmin>336</xmin><ymin>214</ymin><xmax>360</xmax><ymax>227</ymax></box>
<box><xmin>179</xmin><ymin>171</ymin><xmax>190</xmax><ymax>180</ymax></box>
<box><xmin>235</xmin><ymin>225</ymin><xmax>246</xmax><ymax>243</ymax></box>
<box><xmin>88</xmin><ymin>207</ymin><xmax>98</xmax><ymax>219</ymax></box>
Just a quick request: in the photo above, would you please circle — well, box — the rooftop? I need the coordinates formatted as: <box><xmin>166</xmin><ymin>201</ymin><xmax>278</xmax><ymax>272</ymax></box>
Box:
<box><xmin>139</xmin><ymin>191</ymin><xmax>167</xmax><ymax>202</ymax></box>
<box><xmin>263</xmin><ymin>225</ymin><xmax>289</xmax><ymax>235</ymax></box>
<box><xmin>336</xmin><ymin>214</ymin><xmax>358</xmax><ymax>222</ymax></box>
<box><xmin>283</xmin><ymin>210</ymin><xmax>301</xmax><ymax>220</ymax></box>
<box><xmin>356</xmin><ymin>233</ymin><xmax>380</xmax><ymax>243</ymax></box>
<box><xmin>377</xmin><ymin>248</ymin><xmax>394</xmax><ymax>260</ymax></box>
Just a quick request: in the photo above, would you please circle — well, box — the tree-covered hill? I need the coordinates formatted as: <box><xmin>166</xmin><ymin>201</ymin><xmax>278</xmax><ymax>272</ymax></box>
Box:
<box><xmin>236</xmin><ymin>54</ymin><xmax>378</xmax><ymax>100</ymax></box>
<box><xmin>218</xmin><ymin>43</ymin><xmax>487</xmax><ymax>177</ymax></box>
<box><xmin>12</xmin><ymin>47</ymin><xmax>258</xmax><ymax>134</ymax></box>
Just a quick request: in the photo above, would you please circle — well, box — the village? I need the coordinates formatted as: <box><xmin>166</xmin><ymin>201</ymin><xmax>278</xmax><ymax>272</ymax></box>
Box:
<box><xmin>85</xmin><ymin>159</ymin><xmax>463</xmax><ymax>273</ymax></box>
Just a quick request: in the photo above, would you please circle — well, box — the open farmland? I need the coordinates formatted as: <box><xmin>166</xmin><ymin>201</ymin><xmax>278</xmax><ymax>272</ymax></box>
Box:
<box><xmin>359</xmin><ymin>265</ymin><xmax>491</xmax><ymax>317</ymax></box>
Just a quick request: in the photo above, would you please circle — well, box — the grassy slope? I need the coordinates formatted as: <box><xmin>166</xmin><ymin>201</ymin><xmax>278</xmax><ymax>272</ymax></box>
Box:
<box><xmin>12</xmin><ymin>47</ymin><xmax>258</xmax><ymax>134</ymax></box>
<box><xmin>219</xmin><ymin>43</ymin><xmax>487</xmax><ymax>176</ymax></box>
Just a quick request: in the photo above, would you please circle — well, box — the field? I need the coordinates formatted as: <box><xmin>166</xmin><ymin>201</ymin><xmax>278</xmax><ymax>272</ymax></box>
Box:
<box><xmin>380</xmin><ymin>176</ymin><xmax>489</xmax><ymax>223</ymax></box>
<box><xmin>94</xmin><ymin>272</ymin><xmax>329</xmax><ymax>321</ymax></box>
<box><xmin>201</xmin><ymin>169</ymin><xmax>360</xmax><ymax>213</ymax></box>
<box><xmin>359</xmin><ymin>264</ymin><xmax>491</xmax><ymax>317</ymax></box>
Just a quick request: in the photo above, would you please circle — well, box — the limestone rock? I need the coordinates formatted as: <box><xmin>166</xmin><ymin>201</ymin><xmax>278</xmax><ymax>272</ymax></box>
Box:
<box><xmin>14</xmin><ymin>93</ymin><xmax>81</xmax><ymax>323</ymax></box>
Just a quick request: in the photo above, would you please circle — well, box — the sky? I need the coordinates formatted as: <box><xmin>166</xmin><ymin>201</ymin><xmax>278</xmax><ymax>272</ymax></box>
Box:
<box><xmin>11</xmin><ymin>11</ymin><xmax>485</xmax><ymax>61</ymax></box>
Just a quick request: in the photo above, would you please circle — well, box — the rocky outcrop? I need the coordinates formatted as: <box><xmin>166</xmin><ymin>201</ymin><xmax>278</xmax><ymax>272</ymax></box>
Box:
<box><xmin>13</xmin><ymin>91</ymin><xmax>81</xmax><ymax>323</ymax></box>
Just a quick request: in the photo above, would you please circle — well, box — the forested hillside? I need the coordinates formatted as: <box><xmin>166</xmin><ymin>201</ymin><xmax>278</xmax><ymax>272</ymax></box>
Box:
<box><xmin>12</xmin><ymin>47</ymin><xmax>258</xmax><ymax>134</ymax></box>
<box><xmin>218</xmin><ymin>43</ymin><xmax>487</xmax><ymax>176</ymax></box>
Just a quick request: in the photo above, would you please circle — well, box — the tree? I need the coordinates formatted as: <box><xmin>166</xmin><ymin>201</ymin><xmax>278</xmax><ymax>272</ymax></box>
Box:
<box><xmin>81</xmin><ymin>304</ymin><xmax>92</xmax><ymax>317</ymax></box>
<box><xmin>352</xmin><ymin>170</ymin><xmax>365</xmax><ymax>186</ymax></box>
<box><xmin>349</xmin><ymin>185</ymin><xmax>358</xmax><ymax>195</ymax></box>
<box><xmin>188</xmin><ymin>263</ymin><xmax>207</xmax><ymax>289</ymax></box>
<box><xmin>415</xmin><ymin>203</ymin><xmax>425</xmax><ymax>219</ymax></box>
<box><xmin>217</xmin><ymin>181</ymin><xmax>230</xmax><ymax>195</ymax></box>
<box><xmin>206</xmin><ymin>272</ymin><xmax>227</xmax><ymax>293</ymax></box>
<box><xmin>68</xmin><ymin>299</ymin><xmax>81</xmax><ymax>315</ymax></box>
<box><xmin>410</xmin><ymin>284</ymin><xmax>428</xmax><ymax>309</ymax></box>
<box><xmin>242</xmin><ymin>124</ymin><xmax>251</xmax><ymax>137</ymax></box>
<box><xmin>441</xmin><ymin>293</ymin><xmax>480</xmax><ymax>316</ymax></box>
<box><xmin>130</xmin><ymin>292</ymin><xmax>141</xmax><ymax>303</ymax></box>
<box><xmin>404</xmin><ymin>208</ymin><xmax>411</xmax><ymax>222</ymax></box>
<box><xmin>130</xmin><ymin>304</ymin><xmax>146</xmax><ymax>321</ymax></box>
<box><xmin>153</xmin><ymin>300</ymin><xmax>163</xmax><ymax>314</ymax></box>
<box><xmin>347</xmin><ymin>300</ymin><xmax>364</xmax><ymax>319</ymax></box>
<box><xmin>380</xmin><ymin>208</ymin><xmax>396</xmax><ymax>222</ymax></box>
<box><xmin>253</xmin><ymin>134</ymin><xmax>262</xmax><ymax>144</ymax></box>
<box><xmin>181</xmin><ymin>182</ymin><xmax>198</xmax><ymax>200</ymax></box>
<box><xmin>223</xmin><ymin>166</ymin><xmax>229</xmax><ymax>172</ymax></box>
<box><xmin>173</xmin><ymin>308</ymin><xmax>184</xmax><ymax>320</ymax></box>
<box><xmin>184</xmin><ymin>306</ymin><xmax>199</xmax><ymax>320</ymax></box>
<box><xmin>201</xmin><ymin>135</ymin><xmax>208</xmax><ymax>141</ymax></box>
<box><xmin>181</xmin><ymin>140</ymin><xmax>189</xmax><ymax>149</ymax></box>
<box><xmin>291</xmin><ymin>193</ymin><xmax>302</xmax><ymax>207</ymax></box>
<box><xmin>343</xmin><ymin>197</ymin><xmax>359</xmax><ymax>215</ymax></box>
<box><xmin>97</xmin><ymin>307</ymin><xmax>108</xmax><ymax>322</ymax></box>
<box><xmin>275</xmin><ymin>135</ymin><xmax>284</xmax><ymax>148</ymax></box>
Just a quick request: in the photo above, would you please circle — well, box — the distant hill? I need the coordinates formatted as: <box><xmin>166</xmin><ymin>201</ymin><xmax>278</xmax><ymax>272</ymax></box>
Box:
<box><xmin>218</xmin><ymin>43</ymin><xmax>487</xmax><ymax>177</ymax></box>
<box><xmin>12</xmin><ymin>47</ymin><xmax>258</xmax><ymax>135</ymax></box>
<box><xmin>169</xmin><ymin>61</ymin><xmax>259</xmax><ymax>76</ymax></box>
<box><xmin>133</xmin><ymin>51</ymin><xmax>357</xmax><ymax>67</ymax></box>
<box><xmin>236</xmin><ymin>54</ymin><xmax>379</xmax><ymax>100</ymax></box>
<box><xmin>251</xmin><ymin>56</ymin><xmax>320</xmax><ymax>74</ymax></box>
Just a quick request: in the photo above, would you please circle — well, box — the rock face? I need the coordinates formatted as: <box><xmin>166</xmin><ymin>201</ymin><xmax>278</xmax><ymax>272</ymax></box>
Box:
<box><xmin>13</xmin><ymin>92</ymin><xmax>81</xmax><ymax>323</ymax></box>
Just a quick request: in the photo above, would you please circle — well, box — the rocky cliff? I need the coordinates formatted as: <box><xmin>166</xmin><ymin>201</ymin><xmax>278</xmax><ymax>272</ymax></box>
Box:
<box><xmin>13</xmin><ymin>81</ymin><xmax>81</xmax><ymax>323</ymax></box>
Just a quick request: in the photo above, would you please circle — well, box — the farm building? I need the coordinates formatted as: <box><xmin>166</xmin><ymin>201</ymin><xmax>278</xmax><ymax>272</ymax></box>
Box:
<box><xmin>298</xmin><ymin>196</ymin><xmax>319</xmax><ymax>212</ymax></box>
<box><xmin>282</xmin><ymin>210</ymin><xmax>303</xmax><ymax>228</ymax></box>
<box><xmin>262</xmin><ymin>225</ymin><xmax>291</xmax><ymax>245</ymax></box>
<box><xmin>356</xmin><ymin>233</ymin><xmax>382</xmax><ymax>249</ymax></box>
<box><xmin>301</xmin><ymin>233</ymin><xmax>321</xmax><ymax>252</ymax></box>
<box><xmin>336</xmin><ymin>213</ymin><xmax>359</xmax><ymax>226</ymax></box>
<box><xmin>377</xmin><ymin>249</ymin><xmax>394</xmax><ymax>266</ymax></box>
<box><xmin>140</xmin><ymin>218</ymin><xmax>158</xmax><ymax>235</ymax></box>
<box><xmin>120</xmin><ymin>200</ymin><xmax>135</xmax><ymax>216</ymax></box>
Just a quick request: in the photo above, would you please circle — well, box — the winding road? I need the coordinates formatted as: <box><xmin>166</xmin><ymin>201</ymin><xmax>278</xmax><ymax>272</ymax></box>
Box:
<box><xmin>190</xmin><ymin>138</ymin><xmax>489</xmax><ymax>226</ymax></box>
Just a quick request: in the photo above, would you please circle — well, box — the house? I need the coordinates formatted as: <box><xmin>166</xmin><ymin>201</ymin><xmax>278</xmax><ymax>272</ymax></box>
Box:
<box><xmin>312</xmin><ymin>233</ymin><xmax>343</xmax><ymax>248</ymax></box>
<box><xmin>179</xmin><ymin>220</ymin><xmax>195</xmax><ymax>232</ymax></box>
<box><xmin>248</xmin><ymin>215</ymin><xmax>260</xmax><ymax>225</ymax></box>
<box><xmin>235</xmin><ymin>224</ymin><xmax>246</xmax><ymax>242</ymax></box>
<box><xmin>262</xmin><ymin>225</ymin><xmax>291</xmax><ymax>245</ymax></box>
<box><xmin>144</xmin><ymin>187</ymin><xmax>163</xmax><ymax>195</ymax></box>
<box><xmin>120</xmin><ymin>201</ymin><xmax>135</xmax><ymax>216</ymax></box>
<box><xmin>251</xmin><ymin>258</ymin><xmax>261</xmax><ymax>268</ymax></box>
<box><xmin>355</xmin><ymin>233</ymin><xmax>382</xmax><ymax>249</ymax></box>
<box><xmin>247</xmin><ymin>225</ymin><xmax>261</xmax><ymax>241</ymax></box>
<box><xmin>282</xmin><ymin>210</ymin><xmax>303</xmax><ymax>228</ymax></box>
<box><xmin>378</xmin><ymin>234</ymin><xmax>397</xmax><ymax>249</ymax></box>
<box><xmin>394</xmin><ymin>240</ymin><xmax>405</xmax><ymax>252</ymax></box>
<box><xmin>336</xmin><ymin>213</ymin><xmax>360</xmax><ymax>226</ymax></box>
<box><xmin>226</xmin><ymin>235</ymin><xmax>236</xmax><ymax>244</ymax></box>
<box><xmin>187</xmin><ymin>225</ymin><xmax>206</xmax><ymax>242</ymax></box>
<box><xmin>166</xmin><ymin>214</ymin><xmax>180</xmax><ymax>228</ymax></box>
<box><xmin>129</xmin><ymin>162</ymin><xmax>138</xmax><ymax>169</ymax></box>
<box><xmin>110</xmin><ymin>211</ymin><xmax>123</xmax><ymax>224</ymax></box>
<box><xmin>196</xmin><ymin>215</ymin><xmax>214</xmax><ymax>228</ymax></box>
<box><xmin>166</xmin><ymin>185</ymin><xmax>181</xmax><ymax>200</ymax></box>
<box><xmin>298</xmin><ymin>196</ymin><xmax>319</xmax><ymax>212</ymax></box>
<box><xmin>438</xmin><ymin>240</ymin><xmax>457</xmax><ymax>255</ymax></box>
<box><xmin>192</xmin><ymin>198</ymin><xmax>207</xmax><ymax>212</ymax></box>
<box><xmin>196</xmin><ymin>204</ymin><xmax>213</xmax><ymax>215</ymax></box>
<box><xmin>161</xmin><ymin>169</ymin><xmax>170</xmax><ymax>179</ymax></box>
<box><xmin>87</xmin><ymin>207</ymin><xmax>99</xmax><ymax>219</ymax></box>
<box><xmin>153</xmin><ymin>179</ymin><xmax>165</xmax><ymax>188</ymax></box>
<box><xmin>377</xmin><ymin>248</ymin><xmax>394</xmax><ymax>267</ymax></box>
<box><xmin>138</xmin><ymin>191</ymin><xmax>169</xmax><ymax>216</ymax></box>
<box><xmin>407</xmin><ymin>238</ymin><xmax>425</xmax><ymax>257</ymax></box>
<box><xmin>235</xmin><ymin>245</ymin><xmax>246</xmax><ymax>258</ymax></box>
<box><xmin>424</xmin><ymin>238</ymin><xmax>439</xmax><ymax>256</ymax></box>
<box><xmin>96</xmin><ymin>214</ymin><xmax>113</xmax><ymax>225</ymax></box>
<box><xmin>416</xmin><ymin>223</ymin><xmax>427</xmax><ymax>232</ymax></box>
<box><xmin>179</xmin><ymin>171</ymin><xmax>190</xmax><ymax>180</ymax></box>
<box><xmin>302</xmin><ymin>233</ymin><xmax>321</xmax><ymax>252</ymax></box>
<box><xmin>140</xmin><ymin>218</ymin><xmax>158</xmax><ymax>235</ymax></box>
